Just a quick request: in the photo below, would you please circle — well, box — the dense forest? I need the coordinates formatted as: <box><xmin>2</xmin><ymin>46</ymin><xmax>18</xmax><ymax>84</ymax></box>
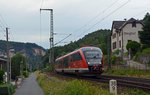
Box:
<box><xmin>40</xmin><ymin>29</ymin><xmax>111</xmax><ymax>68</ymax></box>
<box><xmin>0</xmin><ymin>40</ymin><xmax>46</xmax><ymax>69</ymax></box>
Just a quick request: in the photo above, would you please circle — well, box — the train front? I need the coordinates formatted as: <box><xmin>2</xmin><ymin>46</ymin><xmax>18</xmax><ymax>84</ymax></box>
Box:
<box><xmin>82</xmin><ymin>47</ymin><xmax>104</xmax><ymax>74</ymax></box>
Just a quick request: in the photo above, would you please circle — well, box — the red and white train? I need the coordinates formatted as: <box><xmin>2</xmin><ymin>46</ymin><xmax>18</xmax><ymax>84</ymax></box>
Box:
<box><xmin>55</xmin><ymin>46</ymin><xmax>104</xmax><ymax>76</ymax></box>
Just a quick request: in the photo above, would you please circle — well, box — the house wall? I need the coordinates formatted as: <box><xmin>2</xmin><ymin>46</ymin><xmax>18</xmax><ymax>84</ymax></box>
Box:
<box><xmin>111</xmin><ymin>23</ymin><xmax>143</xmax><ymax>53</ymax></box>
<box><xmin>122</xmin><ymin>23</ymin><xmax>143</xmax><ymax>52</ymax></box>
<box><xmin>111</xmin><ymin>28</ymin><xmax>118</xmax><ymax>52</ymax></box>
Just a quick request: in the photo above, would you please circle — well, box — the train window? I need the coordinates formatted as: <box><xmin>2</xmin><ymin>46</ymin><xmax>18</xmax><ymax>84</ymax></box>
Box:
<box><xmin>58</xmin><ymin>60</ymin><xmax>62</xmax><ymax>68</ymax></box>
<box><xmin>83</xmin><ymin>50</ymin><xmax>102</xmax><ymax>63</ymax></box>
<box><xmin>84</xmin><ymin>50</ymin><xmax>101</xmax><ymax>59</ymax></box>
<box><xmin>71</xmin><ymin>52</ymin><xmax>82</xmax><ymax>62</ymax></box>
<box><xmin>64</xmin><ymin>57</ymin><xmax>69</xmax><ymax>68</ymax></box>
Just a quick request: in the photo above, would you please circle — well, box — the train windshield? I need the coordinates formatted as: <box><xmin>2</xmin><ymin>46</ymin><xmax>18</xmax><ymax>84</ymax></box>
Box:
<box><xmin>83</xmin><ymin>50</ymin><xmax>102</xmax><ymax>64</ymax></box>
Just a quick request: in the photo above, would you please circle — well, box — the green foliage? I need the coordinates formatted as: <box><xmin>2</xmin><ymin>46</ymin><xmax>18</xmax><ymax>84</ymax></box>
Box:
<box><xmin>0</xmin><ymin>84</ymin><xmax>16</xmax><ymax>95</ymax></box>
<box><xmin>37</xmin><ymin>73</ymin><xmax>111</xmax><ymax>95</ymax></box>
<box><xmin>139</xmin><ymin>12</ymin><xmax>150</xmax><ymax>48</ymax></box>
<box><xmin>0</xmin><ymin>40</ymin><xmax>46</xmax><ymax>70</ymax></box>
<box><xmin>126</xmin><ymin>41</ymin><xmax>141</xmax><ymax>55</ymax></box>
<box><xmin>127</xmin><ymin>88</ymin><xmax>150</xmax><ymax>95</ymax></box>
<box><xmin>133</xmin><ymin>48</ymin><xmax>150</xmax><ymax>61</ymax></box>
<box><xmin>113</xmin><ymin>50</ymin><xmax>122</xmax><ymax>56</ymax></box>
<box><xmin>11</xmin><ymin>53</ymin><xmax>27</xmax><ymax>79</ymax></box>
<box><xmin>142</xmin><ymin>47</ymin><xmax>150</xmax><ymax>54</ymax></box>
<box><xmin>0</xmin><ymin>70</ymin><xmax>4</xmax><ymax>83</ymax></box>
<box><xmin>107</xmin><ymin>69</ymin><xmax>150</xmax><ymax>78</ymax></box>
<box><xmin>40</xmin><ymin>29</ymin><xmax>111</xmax><ymax>69</ymax></box>
<box><xmin>111</xmin><ymin>55</ymin><xmax>116</xmax><ymax>64</ymax></box>
<box><xmin>23</xmin><ymin>71</ymin><xmax>29</xmax><ymax>78</ymax></box>
<box><xmin>104</xmin><ymin>55</ymin><xmax>108</xmax><ymax>65</ymax></box>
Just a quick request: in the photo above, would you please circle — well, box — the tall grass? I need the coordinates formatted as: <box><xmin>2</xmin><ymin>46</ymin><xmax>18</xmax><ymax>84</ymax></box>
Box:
<box><xmin>36</xmin><ymin>72</ymin><xmax>111</xmax><ymax>95</ymax></box>
<box><xmin>107</xmin><ymin>69</ymin><xmax>150</xmax><ymax>78</ymax></box>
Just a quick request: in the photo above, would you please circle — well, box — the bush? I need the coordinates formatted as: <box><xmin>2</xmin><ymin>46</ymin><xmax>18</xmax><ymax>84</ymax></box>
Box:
<box><xmin>126</xmin><ymin>41</ymin><xmax>141</xmax><ymax>55</ymax></box>
<box><xmin>0</xmin><ymin>84</ymin><xmax>15</xmax><ymax>95</ymax></box>
<box><xmin>23</xmin><ymin>71</ymin><xmax>29</xmax><ymax>78</ymax></box>
<box><xmin>0</xmin><ymin>70</ymin><xmax>4</xmax><ymax>83</ymax></box>
<box><xmin>142</xmin><ymin>48</ymin><xmax>150</xmax><ymax>54</ymax></box>
<box><xmin>36</xmin><ymin>73</ymin><xmax>111</xmax><ymax>95</ymax></box>
<box><xmin>113</xmin><ymin>50</ymin><xmax>122</xmax><ymax>56</ymax></box>
<box><xmin>111</xmin><ymin>55</ymin><xmax>116</xmax><ymax>64</ymax></box>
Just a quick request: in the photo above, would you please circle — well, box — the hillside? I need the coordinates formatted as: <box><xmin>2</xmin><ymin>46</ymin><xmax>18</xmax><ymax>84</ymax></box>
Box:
<box><xmin>40</xmin><ymin>29</ymin><xmax>111</xmax><ymax>68</ymax></box>
<box><xmin>0</xmin><ymin>40</ymin><xmax>46</xmax><ymax>69</ymax></box>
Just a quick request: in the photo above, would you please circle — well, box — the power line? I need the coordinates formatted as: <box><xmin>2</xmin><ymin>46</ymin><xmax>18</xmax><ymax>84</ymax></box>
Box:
<box><xmin>74</xmin><ymin>0</ymin><xmax>131</xmax><ymax>41</ymax></box>
<box><xmin>55</xmin><ymin>34</ymin><xmax>71</xmax><ymax>46</ymax></box>
<box><xmin>0</xmin><ymin>14</ymin><xmax>8</xmax><ymax>27</ymax></box>
<box><xmin>0</xmin><ymin>24</ymin><xmax>5</xmax><ymax>32</ymax></box>
<box><xmin>0</xmin><ymin>20</ymin><xmax>6</xmax><ymax>30</ymax></box>
<box><xmin>55</xmin><ymin>0</ymin><xmax>121</xmax><ymax>46</ymax></box>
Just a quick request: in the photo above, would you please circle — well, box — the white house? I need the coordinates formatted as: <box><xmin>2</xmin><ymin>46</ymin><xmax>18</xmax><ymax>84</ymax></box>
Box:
<box><xmin>111</xmin><ymin>18</ymin><xmax>143</xmax><ymax>54</ymax></box>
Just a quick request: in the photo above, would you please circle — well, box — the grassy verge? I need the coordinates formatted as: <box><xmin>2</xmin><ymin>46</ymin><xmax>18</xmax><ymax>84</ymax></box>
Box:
<box><xmin>105</xmin><ymin>69</ymin><xmax>150</xmax><ymax>78</ymax></box>
<box><xmin>36</xmin><ymin>72</ymin><xmax>111</xmax><ymax>95</ymax></box>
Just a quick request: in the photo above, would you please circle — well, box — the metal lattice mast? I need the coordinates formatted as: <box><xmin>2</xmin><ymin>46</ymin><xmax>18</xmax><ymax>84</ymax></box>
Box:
<box><xmin>40</xmin><ymin>9</ymin><xmax>54</xmax><ymax>69</ymax></box>
<box><xmin>50</xmin><ymin>9</ymin><xmax>54</xmax><ymax>66</ymax></box>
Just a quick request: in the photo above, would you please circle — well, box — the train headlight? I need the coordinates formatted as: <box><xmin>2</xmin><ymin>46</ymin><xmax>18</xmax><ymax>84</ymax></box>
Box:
<box><xmin>99</xmin><ymin>62</ymin><xmax>102</xmax><ymax>64</ymax></box>
<box><xmin>88</xmin><ymin>62</ymin><xmax>90</xmax><ymax>64</ymax></box>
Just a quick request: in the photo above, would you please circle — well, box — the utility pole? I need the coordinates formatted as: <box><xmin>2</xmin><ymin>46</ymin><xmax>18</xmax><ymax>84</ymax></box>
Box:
<box><xmin>6</xmin><ymin>27</ymin><xmax>10</xmax><ymax>83</ymax></box>
<box><xmin>107</xmin><ymin>33</ymin><xmax>111</xmax><ymax>70</ymax></box>
<box><xmin>40</xmin><ymin>9</ymin><xmax>54</xmax><ymax>70</ymax></box>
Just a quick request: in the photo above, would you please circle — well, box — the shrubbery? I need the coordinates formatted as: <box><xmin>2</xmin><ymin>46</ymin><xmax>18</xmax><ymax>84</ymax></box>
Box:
<box><xmin>37</xmin><ymin>72</ymin><xmax>110</xmax><ymax>95</ymax></box>
<box><xmin>0</xmin><ymin>70</ymin><xmax>4</xmax><ymax>84</ymax></box>
<box><xmin>126</xmin><ymin>41</ymin><xmax>141</xmax><ymax>56</ymax></box>
<box><xmin>111</xmin><ymin>55</ymin><xmax>116</xmax><ymax>64</ymax></box>
<box><xmin>23</xmin><ymin>71</ymin><xmax>29</xmax><ymax>78</ymax></box>
<box><xmin>0</xmin><ymin>84</ymin><xmax>16</xmax><ymax>95</ymax></box>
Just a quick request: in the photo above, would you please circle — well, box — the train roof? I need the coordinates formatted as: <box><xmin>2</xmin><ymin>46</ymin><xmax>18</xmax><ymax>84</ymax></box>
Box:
<box><xmin>56</xmin><ymin>46</ymin><xmax>103</xmax><ymax>61</ymax></box>
<box><xmin>0</xmin><ymin>58</ymin><xmax>7</xmax><ymax>62</ymax></box>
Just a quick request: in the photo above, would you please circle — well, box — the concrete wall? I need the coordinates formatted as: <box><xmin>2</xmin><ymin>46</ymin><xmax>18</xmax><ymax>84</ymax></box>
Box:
<box><xmin>137</xmin><ymin>54</ymin><xmax>150</xmax><ymax>64</ymax></box>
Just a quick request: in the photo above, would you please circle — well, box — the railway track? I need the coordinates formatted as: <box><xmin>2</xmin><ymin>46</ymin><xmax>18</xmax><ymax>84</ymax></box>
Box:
<box><xmin>44</xmin><ymin>72</ymin><xmax>150</xmax><ymax>92</ymax></box>
<box><xmin>81</xmin><ymin>75</ymin><xmax>150</xmax><ymax>92</ymax></box>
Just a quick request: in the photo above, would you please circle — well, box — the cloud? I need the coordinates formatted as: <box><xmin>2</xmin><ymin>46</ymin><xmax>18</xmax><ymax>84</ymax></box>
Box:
<box><xmin>0</xmin><ymin>0</ymin><xmax>150</xmax><ymax>49</ymax></box>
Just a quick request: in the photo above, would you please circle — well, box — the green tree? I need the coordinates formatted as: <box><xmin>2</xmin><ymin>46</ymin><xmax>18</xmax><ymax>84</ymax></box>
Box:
<box><xmin>126</xmin><ymin>41</ymin><xmax>141</xmax><ymax>55</ymax></box>
<box><xmin>0</xmin><ymin>70</ymin><xmax>4</xmax><ymax>83</ymax></box>
<box><xmin>139</xmin><ymin>13</ymin><xmax>150</xmax><ymax>48</ymax></box>
<box><xmin>11</xmin><ymin>53</ymin><xmax>27</xmax><ymax>79</ymax></box>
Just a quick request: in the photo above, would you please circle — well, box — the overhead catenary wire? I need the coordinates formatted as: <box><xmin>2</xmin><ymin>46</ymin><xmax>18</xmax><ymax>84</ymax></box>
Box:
<box><xmin>57</xmin><ymin>0</ymin><xmax>131</xmax><ymax>44</ymax></box>
<box><xmin>75</xmin><ymin>0</ymin><xmax>131</xmax><ymax>39</ymax></box>
<box><xmin>0</xmin><ymin>14</ymin><xmax>8</xmax><ymax>27</ymax></box>
<box><xmin>55</xmin><ymin>0</ymin><xmax>121</xmax><ymax>46</ymax></box>
<box><xmin>39</xmin><ymin>0</ymin><xmax>45</xmax><ymax>46</ymax></box>
<box><xmin>54</xmin><ymin>34</ymin><xmax>71</xmax><ymax>46</ymax></box>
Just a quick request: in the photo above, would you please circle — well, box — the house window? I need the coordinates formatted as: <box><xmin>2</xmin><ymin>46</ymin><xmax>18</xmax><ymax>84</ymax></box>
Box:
<box><xmin>119</xmin><ymin>41</ymin><xmax>121</xmax><ymax>48</ymax></box>
<box><xmin>113</xmin><ymin>42</ymin><xmax>116</xmax><ymax>49</ymax></box>
<box><xmin>128</xmin><ymin>40</ymin><xmax>132</xmax><ymax>42</ymax></box>
<box><xmin>132</xmin><ymin>21</ymin><xmax>136</xmax><ymax>27</ymax></box>
<box><xmin>113</xmin><ymin>33</ymin><xmax>116</xmax><ymax>39</ymax></box>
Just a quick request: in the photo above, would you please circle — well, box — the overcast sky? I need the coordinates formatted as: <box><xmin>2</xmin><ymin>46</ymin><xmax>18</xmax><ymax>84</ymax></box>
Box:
<box><xmin>0</xmin><ymin>0</ymin><xmax>150</xmax><ymax>49</ymax></box>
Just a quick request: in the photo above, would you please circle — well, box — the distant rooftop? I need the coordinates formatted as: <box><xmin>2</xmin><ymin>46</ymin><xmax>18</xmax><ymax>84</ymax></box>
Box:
<box><xmin>112</xmin><ymin>18</ymin><xmax>143</xmax><ymax>30</ymax></box>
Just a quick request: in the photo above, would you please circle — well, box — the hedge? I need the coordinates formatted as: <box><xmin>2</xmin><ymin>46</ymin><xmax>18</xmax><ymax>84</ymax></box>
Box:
<box><xmin>0</xmin><ymin>70</ymin><xmax>4</xmax><ymax>83</ymax></box>
<box><xmin>0</xmin><ymin>84</ymin><xmax>15</xmax><ymax>95</ymax></box>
